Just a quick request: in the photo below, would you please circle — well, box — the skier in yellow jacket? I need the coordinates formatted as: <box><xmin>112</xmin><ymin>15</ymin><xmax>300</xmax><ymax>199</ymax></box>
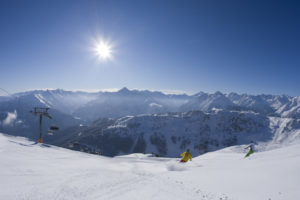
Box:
<box><xmin>180</xmin><ymin>149</ymin><xmax>192</xmax><ymax>163</ymax></box>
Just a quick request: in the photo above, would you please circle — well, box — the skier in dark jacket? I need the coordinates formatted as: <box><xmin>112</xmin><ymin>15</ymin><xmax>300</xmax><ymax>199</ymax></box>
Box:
<box><xmin>244</xmin><ymin>143</ymin><xmax>254</xmax><ymax>158</ymax></box>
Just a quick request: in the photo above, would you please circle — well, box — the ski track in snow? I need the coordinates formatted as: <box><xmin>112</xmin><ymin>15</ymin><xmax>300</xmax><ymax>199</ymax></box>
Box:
<box><xmin>1</xmin><ymin>133</ymin><xmax>299</xmax><ymax>200</ymax></box>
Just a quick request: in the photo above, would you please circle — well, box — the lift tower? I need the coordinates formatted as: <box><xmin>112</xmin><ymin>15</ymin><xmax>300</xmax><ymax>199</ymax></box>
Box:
<box><xmin>30</xmin><ymin>107</ymin><xmax>52</xmax><ymax>143</ymax></box>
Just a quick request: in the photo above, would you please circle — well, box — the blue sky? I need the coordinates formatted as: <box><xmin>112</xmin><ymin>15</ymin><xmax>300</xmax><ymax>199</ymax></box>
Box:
<box><xmin>0</xmin><ymin>0</ymin><xmax>299</xmax><ymax>96</ymax></box>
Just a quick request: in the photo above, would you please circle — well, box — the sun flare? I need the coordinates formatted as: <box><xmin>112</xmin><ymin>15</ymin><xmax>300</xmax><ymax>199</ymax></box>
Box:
<box><xmin>94</xmin><ymin>41</ymin><xmax>112</xmax><ymax>60</ymax></box>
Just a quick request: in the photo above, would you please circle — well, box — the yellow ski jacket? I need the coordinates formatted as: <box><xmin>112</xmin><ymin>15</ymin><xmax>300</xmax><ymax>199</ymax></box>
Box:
<box><xmin>180</xmin><ymin>151</ymin><xmax>192</xmax><ymax>162</ymax></box>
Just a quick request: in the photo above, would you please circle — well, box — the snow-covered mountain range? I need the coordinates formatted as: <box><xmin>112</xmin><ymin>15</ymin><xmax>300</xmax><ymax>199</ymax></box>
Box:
<box><xmin>59</xmin><ymin>110</ymin><xmax>300</xmax><ymax>157</ymax></box>
<box><xmin>0</xmin><ymin>88</ymin><xmax>299</xmax><ymax>156</ymax></box>
<box><xmin>1</xmin><ymin>88</ymin><xmax>299</xmax><ymax>120</ymax></box>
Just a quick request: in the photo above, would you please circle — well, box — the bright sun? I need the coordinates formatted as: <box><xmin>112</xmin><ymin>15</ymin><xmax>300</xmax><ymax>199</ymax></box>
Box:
<box><xmin>94</xmin><ymin>41</ymin><xmax>112</xmax><ymax>60</ymax></box>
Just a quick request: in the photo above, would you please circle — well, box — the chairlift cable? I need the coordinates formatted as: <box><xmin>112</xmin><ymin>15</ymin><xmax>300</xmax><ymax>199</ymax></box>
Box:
<box><xmin>0</xmin><ymin>87</ymin><xmax>11</xmax><ymax>96</ymax></box>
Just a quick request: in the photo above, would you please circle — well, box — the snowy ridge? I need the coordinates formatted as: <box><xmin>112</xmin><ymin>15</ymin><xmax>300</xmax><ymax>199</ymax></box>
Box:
<box><xmin>181</xmin><ymin>91</ymin><xmax>236</xmax><ymax>111</ymax></box>
<box><xmin>259</xmin><ymin>116</ymin><xmax>300</xmax><ymax>150</ymax></box>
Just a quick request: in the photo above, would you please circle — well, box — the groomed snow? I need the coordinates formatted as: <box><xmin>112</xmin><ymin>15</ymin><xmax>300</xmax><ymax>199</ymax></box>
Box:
<box><xmin>0</xmin><ymin>133</ymin><xmax>299</xmax><ymax>200</ymax></box>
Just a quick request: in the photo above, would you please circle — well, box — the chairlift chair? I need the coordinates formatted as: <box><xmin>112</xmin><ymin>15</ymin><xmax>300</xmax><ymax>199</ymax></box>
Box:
<box><xmin>47</xmin><ymin>124</ymin><xmax>59</xmax><ymax>136</ymax></box>
<box><xmin>47</xmin><ymin>130</ymin><xmax>54</xmax><ymax>135</ymax></box>
<box><xmin>49</xmin><ymin>125</ymin><xmax>59</xmax><ymax>131</ymax></box>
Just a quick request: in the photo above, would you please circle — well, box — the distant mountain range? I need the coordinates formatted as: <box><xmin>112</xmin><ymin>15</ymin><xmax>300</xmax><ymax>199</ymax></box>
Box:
<box><xmin>0</xmin><ymin>88</ymin><xmax>299</xmax><ymax>156</ymax></box>
<box><xmin>2</xmin><ymin>87</ymin><xmax>299</xmax><ymax>119</ymax></box>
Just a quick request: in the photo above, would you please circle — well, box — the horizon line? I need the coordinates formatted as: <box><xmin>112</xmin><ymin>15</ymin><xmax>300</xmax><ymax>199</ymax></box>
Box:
<box><xmin>0</xmin><ymin>87</ymin><xmax>296</xmax><ymax>98</ymax></box>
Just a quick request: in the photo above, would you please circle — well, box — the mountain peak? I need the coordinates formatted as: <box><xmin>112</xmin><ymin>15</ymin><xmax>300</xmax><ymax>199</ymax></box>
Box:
<box><xmin>194</xmin><ymin>91</ymin><xmax>206</xmax><ymax>97</ymax></box>
<box><xmin>117</xmin><ymin>87</ymin><xmax>131</xmax><ymax>94</ymax></box>
<box><xmin>213</xmin><ymin>91</ymin><xmax>224</xmax><ymax>96</ymax></box>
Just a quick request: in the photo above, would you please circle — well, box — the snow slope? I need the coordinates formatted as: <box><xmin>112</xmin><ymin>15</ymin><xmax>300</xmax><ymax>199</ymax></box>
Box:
<box><xmin>1</xmin><ymin>133</ymin><xmax>299</xmax><ymax>200</ymax></box>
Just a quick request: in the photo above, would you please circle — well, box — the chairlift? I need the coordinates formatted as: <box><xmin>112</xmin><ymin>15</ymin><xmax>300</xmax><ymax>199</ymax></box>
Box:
<box><xmin>49</xmin><ymin>125</ymin><xmax>59</xmax><ymax>131</ymax></box>
<box><xmin>47</xmin><ymin>130</ymin><xmax>54</xmax><ymax>136</ymax></box>
<box><xmin>47</xmin><ymin>124</ymin><xmax>59</xmax><ymax>136</ymax></box>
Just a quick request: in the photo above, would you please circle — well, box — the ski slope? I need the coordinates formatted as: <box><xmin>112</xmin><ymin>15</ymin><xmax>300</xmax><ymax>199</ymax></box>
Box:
<box><xmin>0</xmin><ymin>133</ymin><xmax>299</xmax><ymax>200</ymax></box>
